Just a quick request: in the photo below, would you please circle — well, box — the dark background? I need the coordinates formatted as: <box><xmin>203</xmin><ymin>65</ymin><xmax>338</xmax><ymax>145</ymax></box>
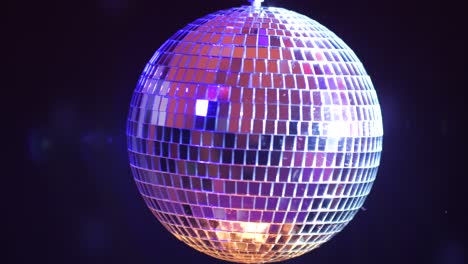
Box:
<box><xmin>7</xmin><ymin>0</ymin><xmax>466</xmax><ymax>263</ymax></box>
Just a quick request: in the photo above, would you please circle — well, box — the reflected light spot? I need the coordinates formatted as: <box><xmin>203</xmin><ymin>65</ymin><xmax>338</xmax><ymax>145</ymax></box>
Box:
<box><xmin>196</xmin><ymin>99</ymin><xmax>209</xmax><ymax>116</ymax></box>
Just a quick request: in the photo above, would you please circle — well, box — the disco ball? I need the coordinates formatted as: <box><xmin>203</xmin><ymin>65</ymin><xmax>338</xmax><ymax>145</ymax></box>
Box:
<box><xmin>127</xmin><ymin>2</ymin><xmax>383</xmax><ymax>263</ymax></box>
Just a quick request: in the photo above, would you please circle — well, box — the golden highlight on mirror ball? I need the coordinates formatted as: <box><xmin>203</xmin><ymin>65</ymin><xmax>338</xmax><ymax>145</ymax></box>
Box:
<box><xmin>127</xmin><ymin>2</ymin><xmax>383</xmax><ymax>263</ymax></box>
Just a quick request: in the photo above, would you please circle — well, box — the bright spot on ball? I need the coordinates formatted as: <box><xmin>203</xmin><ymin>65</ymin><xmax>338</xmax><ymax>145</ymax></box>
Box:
<box><xmin>195</xmin><ymin>99</ymin><xmax>209</xmax><ymax>116</ymax></box>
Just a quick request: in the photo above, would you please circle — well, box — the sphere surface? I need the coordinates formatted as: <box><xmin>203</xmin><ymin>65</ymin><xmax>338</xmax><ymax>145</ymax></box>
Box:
<box><xmin>127</xmin><ymin>5</ymin><xmax>383</xmax><ymax>263</ymax></box>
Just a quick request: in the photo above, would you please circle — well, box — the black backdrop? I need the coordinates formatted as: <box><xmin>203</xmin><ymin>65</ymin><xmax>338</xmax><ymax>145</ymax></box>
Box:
<box><xmin>7</xmin><ymin>0</ymin><xmax>466</xmax><ymax>263</ymax></box>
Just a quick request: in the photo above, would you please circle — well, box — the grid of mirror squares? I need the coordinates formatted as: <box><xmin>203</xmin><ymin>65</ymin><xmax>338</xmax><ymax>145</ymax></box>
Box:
<box><xmin>127</xmin><ymin>5</ymin><xmax>383</xmax><ymax>263</ymax></box>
